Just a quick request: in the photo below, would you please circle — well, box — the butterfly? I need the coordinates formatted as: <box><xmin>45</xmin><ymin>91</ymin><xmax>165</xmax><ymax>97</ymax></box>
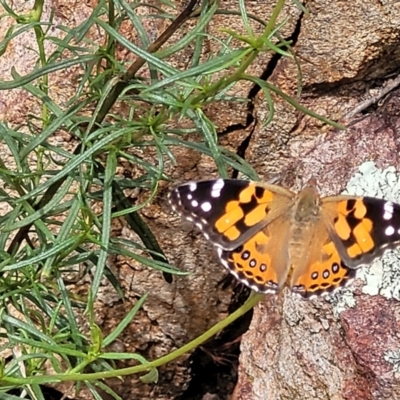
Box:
<box><xmin>169</xmin><ymin>178</ymin><xmax>400</xmax><ymax>298</ymax></box>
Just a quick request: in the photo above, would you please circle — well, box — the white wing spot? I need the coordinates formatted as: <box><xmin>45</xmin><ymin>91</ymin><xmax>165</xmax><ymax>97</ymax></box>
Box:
<box><xmin>201</xmin><ymin>202</ymin><xmax>212</xmax><ymax>212</ymax></box>
<box><xmin>211</xmin><ymin>179</ymin><xmax>225</xmax><ymax>198</ymax></box>
<box><xmin>191</xmin><ymin>200</ymin><xmax>199</xmax><ymax>207</ymax></box>
<box><xmin>383</xmin><ymin>202</ymin><xmax>394</xmax><ymax>220</ymax></box>
<box><xmin>187</xmin><ymin>194</ymin><xmax>193</xmax><ymax>200</ymax></box>
<box><xmin>189</xmin><ymin>182</ymin><xmax>197</xmax><ymax>192</ymax></box>
<box><xmin>385</xmin><ymin>226</ymin><xmax>395</xmax><ymax>236</ymax></box>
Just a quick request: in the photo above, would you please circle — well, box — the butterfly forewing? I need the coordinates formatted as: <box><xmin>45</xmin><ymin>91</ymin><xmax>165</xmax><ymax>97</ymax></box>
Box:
<box><xmin>322</xmin><ymin>196</ymin><xmax>400</xmax><ymax>268</ymax></box>
<box><xmin>169</xmin><ymin>179</ymin><xmax>295</xmax><ymax>250</ymax></box>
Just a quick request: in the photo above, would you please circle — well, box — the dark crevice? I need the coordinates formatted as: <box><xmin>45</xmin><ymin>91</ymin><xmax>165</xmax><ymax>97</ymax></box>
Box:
<box><xmin>176</xmin><ymin>287</ymin><xmax>253</xmax><ymax>400</ymax></box>
<box><xmin>247</xmin><ymin>12</ymin><xmax>303</xmax><ymax>102</ymax></box>
<box><xmin>220</xmin><ymin>9</ymin><xmax>304</xmax><ymax>179</ymax></box>
<box><xmin>305</xmin><ymin>66</ymin><xmax>400</xmax><ymax>100</ymax></box>
<box><xmin>303</xmin><ymin>37</ymin><xmax>400</xmax><ymax>95</ymax></box>
<box><xmin>236</xmin><ymin>124</ymin><xmax>254</xmax><ymax>160</ymax></box>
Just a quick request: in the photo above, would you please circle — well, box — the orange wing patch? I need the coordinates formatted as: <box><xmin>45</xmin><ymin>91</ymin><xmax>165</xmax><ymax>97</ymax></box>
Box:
<box><xmin>218</xmin><ymin>230</ymin><xmax>280</xmax><ymax>293</ymax></box>
<box><xmin>334</xmin><ymin>199</ymin><xmax>376</xmax><ymax>260</ymax></box>
<box><xmin>214</xmin><ymin>183</ymin><xmax>276</xmax><ymax>240</ymax></box>
<box><xmin>291</xmin><ymin>240</ymin><xmax>357</xmax><ymax>298</ymax></box>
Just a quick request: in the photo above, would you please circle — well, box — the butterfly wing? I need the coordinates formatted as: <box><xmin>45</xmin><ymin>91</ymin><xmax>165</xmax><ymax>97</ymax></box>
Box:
<box><xmin>169</xmin><ymin>179</ymin><xmax>295</xmax><ymax>250</ymax></box>
<box><xmin>289</xmin><ymin>227</ymin><xmax>357</xmax><ymax>298</ymax></box>
<box><xmin>218</xmin><ymin>217</ymin><xmax>293</xmax><ymax>293</ymax></box>
<box><xmin>322</xmin><ymin>196</ymin><xmax>400</xmax><ymax>267</ymax></box>
<box><xmin>291</xmin><ymin>195</ymin><xmax>400</xmax><ymax>298</ymax></box>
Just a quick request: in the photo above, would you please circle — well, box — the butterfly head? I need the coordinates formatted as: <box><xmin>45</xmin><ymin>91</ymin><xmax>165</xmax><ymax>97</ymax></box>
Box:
<box><xmin>295</xmin><ymin>185</ymin><xmax>321</xmax><ymax>222</ymax></box>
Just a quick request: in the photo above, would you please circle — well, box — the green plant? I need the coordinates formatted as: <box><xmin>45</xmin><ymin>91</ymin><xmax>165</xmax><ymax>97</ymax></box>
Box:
<box><xmin>0</xmin><ymin>0</ymin><xmax>340</xmax><ymax>398</ymax></box>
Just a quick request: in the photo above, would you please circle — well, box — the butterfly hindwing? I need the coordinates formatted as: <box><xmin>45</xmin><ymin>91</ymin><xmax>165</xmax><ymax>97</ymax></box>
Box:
<box><xmin>169</xmin><ymin>179</ymin><xmax>295</xmax><ymax>250</ymax></box>
<box><xmin>218</xmin><ymin>217</ymin><xmax>292</xmax><ymax>293</ymax></box>
<box><xmin>290</xmin><ymin>237</ymin><xmax>357</xmax><ymax>298</ymax></box>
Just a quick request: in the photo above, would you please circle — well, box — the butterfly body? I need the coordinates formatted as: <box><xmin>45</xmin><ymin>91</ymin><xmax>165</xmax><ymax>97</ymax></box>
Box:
<box><xmin>169</xmin><ymin>179</ymin><xmax>400</xmax><ymax>298</ymax></box>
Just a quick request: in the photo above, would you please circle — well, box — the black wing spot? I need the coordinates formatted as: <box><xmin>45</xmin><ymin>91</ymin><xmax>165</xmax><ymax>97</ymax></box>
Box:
<box><xmin>311</xmin><ymin>271</ymin><xmax>319</xmax><ymax>280</ymax></box>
